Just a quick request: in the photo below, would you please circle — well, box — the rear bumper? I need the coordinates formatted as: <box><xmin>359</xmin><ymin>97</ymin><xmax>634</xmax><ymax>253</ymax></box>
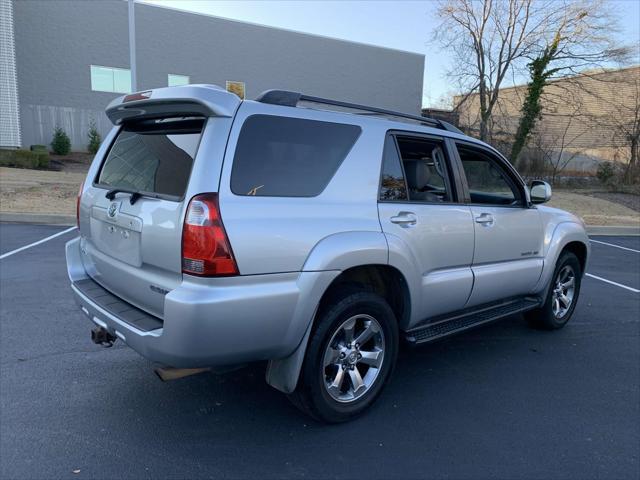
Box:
<box><xmin>66</xmin><ymin>236</ymin><xmax>338</xmax><ymax>367</ymax></box>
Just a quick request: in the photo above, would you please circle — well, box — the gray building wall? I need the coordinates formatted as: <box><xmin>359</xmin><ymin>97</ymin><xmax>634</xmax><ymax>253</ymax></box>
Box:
<box><xmin>13</xmin><ymin>0</ymin><xmax>424</xmax><ymax>150</ymax></box>
<box><xmin>0</xmin><ymin>0</ymin><xmax>21</xmax><ymax>147</ymax></box>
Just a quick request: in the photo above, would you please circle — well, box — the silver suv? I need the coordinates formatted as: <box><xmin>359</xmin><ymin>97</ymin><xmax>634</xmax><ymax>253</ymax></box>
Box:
<box><xmin>66</xmin><ymin>84</ymin><xmax>589</xmax><ymax>422</ymax></box>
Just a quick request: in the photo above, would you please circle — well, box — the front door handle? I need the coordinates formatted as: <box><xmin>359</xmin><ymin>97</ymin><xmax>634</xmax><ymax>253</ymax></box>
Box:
<box><xmin>475</xmin><ymin>213</ymin><xmax>494</xmax><ymax>226</ymax></box>
<box><xmin>390</xmin><ymin>212</ymin><xmax>417</xmax><ymax>226</ymax></box>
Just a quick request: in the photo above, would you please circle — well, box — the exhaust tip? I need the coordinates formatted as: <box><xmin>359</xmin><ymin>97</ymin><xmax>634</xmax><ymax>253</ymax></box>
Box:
<box><xmin>154</xmin><ymin>367</ymin><xmax>211</xmax><ymax>382</ymax></box>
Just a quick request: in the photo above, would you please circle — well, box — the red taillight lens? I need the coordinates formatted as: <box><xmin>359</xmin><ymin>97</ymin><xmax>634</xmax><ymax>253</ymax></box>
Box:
<box><xmin>76</xmin><ymin>180</ymin><xmax>84</xmax><ymax>227</ymax></box>
<box><xmin>182</xmin><ymin>193</ymin><xmax>238</xmax><ymax>276</ymax></box>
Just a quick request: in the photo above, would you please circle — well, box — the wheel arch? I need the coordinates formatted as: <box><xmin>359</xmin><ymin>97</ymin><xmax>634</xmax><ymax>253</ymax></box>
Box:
<box><xmin>315</xmin><ymin>264</ymin><xmax>411</xmax><ymax>328</ymax></box>
<box><xmin>532</xmin><ymin>221</ymin><xmax>590</xmax><ymax>295</ymax></box>
<box><xmin>266</xmin><ymin>263</ymin><xmax>411</xmax><ymax>394</ymax></box>
<box><xmin>561</xmin><ymin>240</ymin><xmax>588</xmax><ymax>274</ymax></box>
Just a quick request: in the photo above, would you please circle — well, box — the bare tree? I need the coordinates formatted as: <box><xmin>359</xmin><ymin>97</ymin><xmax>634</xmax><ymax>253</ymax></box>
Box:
<box><xmin>435</xmin><ymin>0</ymin><xmax>628</xmax><ymax>142</ymax></box>
<box><xmin>620</xmin><ymin>78</ymin><xmax>640</xmax><ymax>181</ymax></box>
<box><xmin>529</xmin><ymin>106</ymin><xmax>588</xmax><ymax>184</ymax></box>
<box><xmin>588</xmin><ymin>73</ymin><xmax>640</xmax><ymax>183</ymax></box>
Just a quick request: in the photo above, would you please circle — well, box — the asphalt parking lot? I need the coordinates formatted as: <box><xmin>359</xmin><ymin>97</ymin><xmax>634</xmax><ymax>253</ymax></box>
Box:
<box><xmin>1</xmin><ymin>223</ymin><xmax>638</xmax><ymax>480</ymax></box>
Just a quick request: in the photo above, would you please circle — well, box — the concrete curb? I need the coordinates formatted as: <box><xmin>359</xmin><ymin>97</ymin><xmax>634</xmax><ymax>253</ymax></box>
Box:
<box><xmin>586</xmin><ymin>225</ymin><xmax>640</xmax><ymax>236</ymax></box>
<box><xmin>0</xmin><ymin>212</ymin><xmax>75</xmax><ymax>226</ymax></box>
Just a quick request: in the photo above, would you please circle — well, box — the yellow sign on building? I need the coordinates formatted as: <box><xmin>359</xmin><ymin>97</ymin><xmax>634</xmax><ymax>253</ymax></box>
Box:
<box><xmin>226</xmin><ymin>81</ymin><xmax>245</xmax><ymax>99</ymax></box>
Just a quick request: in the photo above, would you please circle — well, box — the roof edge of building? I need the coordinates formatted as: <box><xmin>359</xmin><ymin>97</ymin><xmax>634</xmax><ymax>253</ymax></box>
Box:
<box><xmin>136</xmin><ymin>0</ymin><xmax>425</xmax><ymax>59</ymax></box>
<box><xmin>453</xmin><ymin>64</ymin><xmax>640</xmax><ymax>101</ymax></box>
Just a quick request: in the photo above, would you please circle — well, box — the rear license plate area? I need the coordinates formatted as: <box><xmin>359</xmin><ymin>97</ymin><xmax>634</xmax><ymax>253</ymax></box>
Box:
<box><xmin>90</xmin><ymin>204</ymin><xmax>143</xmax><ymax>267</ymax></box>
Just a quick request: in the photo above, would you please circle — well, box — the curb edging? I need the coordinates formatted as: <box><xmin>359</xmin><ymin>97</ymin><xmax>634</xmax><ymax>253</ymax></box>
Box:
<box><xmin>0</xmin><ymin>212</ymin><xmax>76</xmax><ymax>226</ymax></box>
<box><xmin>586</xmin><ymin>225</ymin><xmax>640</xmax><ymax>236</ymax></box>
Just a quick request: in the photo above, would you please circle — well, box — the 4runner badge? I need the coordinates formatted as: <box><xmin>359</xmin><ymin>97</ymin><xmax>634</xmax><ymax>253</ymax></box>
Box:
<box><xmin>108</xmin><ymin>202</ymin><xmax>119</xmax><ymax>218</ymax></box>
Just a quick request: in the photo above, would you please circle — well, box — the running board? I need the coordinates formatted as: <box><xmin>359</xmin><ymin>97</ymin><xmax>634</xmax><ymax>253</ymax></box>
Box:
<box><xmin>405</xmin><ymin>297</ymin><xmax>541</xmax><ymax>344</ymax></box>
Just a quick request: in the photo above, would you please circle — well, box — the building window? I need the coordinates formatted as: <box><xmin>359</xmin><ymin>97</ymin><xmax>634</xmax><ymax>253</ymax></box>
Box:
<box><xmin>90</xmin><ymin>65</ymin><xmax>131</xmax><ymax>94</ymax></box>
<box><xmin>168</xmin><ymin>74</ymin><xmax>190</xmax><ymax>86</ymax></box>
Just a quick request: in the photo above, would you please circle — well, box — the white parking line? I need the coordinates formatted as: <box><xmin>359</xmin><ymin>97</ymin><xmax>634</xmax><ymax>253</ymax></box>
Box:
<box><xmin>589</xmin><ymin>239</ymin><xmax>640</xmax><ymax>253</ymax></box>
<box><xmin>0</xmin><ymin>227</ymin><xmax>76</xmax><ymax>260</ymax></box>
<box><xmin>585</xmin><ymin>273</ymin><xmax>640</xmax><ymax>293</ymax></box>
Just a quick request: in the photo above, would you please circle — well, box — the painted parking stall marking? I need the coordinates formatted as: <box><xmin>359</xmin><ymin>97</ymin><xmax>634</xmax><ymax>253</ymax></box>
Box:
<box><xmin>586</xmin><ymin>236</ymin><xmax>640</xmax><ymax>293</ymax></box>
<box><xmin>585</xmin><ymin>273</ymin><xmax>639</xmax><ymax>293</ymax></box>
<box><xmin>0</xmin><ymin>226</ymin><xmax>76</xmax><ymax>260</ymax></box>
<box><xmin>589</xmin><ymin>239</ymin><xmax>640</xmax><ymax>254</ymax></box>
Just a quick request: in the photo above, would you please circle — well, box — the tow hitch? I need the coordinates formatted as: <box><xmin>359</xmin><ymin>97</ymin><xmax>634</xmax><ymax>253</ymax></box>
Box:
<box><xmin>91</xmin><ymin>326</ymin><xmax>117</xmax><ymax>348</ymax></box>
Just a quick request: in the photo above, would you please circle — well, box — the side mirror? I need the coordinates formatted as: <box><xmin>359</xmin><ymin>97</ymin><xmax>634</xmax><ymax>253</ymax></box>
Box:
<box><xmin>529</xmin><ymin>180</ymin><xmax>552</xmax><ymax>204</ymax></box>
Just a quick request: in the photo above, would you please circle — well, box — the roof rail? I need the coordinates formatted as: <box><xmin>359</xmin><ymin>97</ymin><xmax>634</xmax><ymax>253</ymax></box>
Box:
<box><xmin>255</xmin><ymin>89</ymin><xmax>464</xmax><ymax>134</ymax></box>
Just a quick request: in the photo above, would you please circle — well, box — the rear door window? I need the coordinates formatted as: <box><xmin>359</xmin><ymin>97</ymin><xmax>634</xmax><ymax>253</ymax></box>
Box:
<box><xmin>390</xmin><ymin>135</ymin><xmax>453</xmax><ymax>203</ymax></box>
<box><xmin>231</xmin><ymin>115</ymin><xmax>361</xmax><ymax>197</ymax></box>
<box><xmin>96</xmin><ymin>117</ymin><xmax>204</xmax><ymax>198</ymax></box>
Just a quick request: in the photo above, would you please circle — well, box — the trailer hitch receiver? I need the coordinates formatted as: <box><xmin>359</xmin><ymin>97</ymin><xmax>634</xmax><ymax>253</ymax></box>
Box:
<box><xmin>91</xmin><ymin>326</ymin><xmax>117</xmax><ymax>348</ymax></box>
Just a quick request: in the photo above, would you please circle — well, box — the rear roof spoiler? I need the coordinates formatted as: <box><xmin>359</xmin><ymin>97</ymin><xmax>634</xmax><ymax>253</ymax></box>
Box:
<box><xmin>105</xmin><ymin>84</ymin><xmax>242</xmax><ymax>125</ymax></box>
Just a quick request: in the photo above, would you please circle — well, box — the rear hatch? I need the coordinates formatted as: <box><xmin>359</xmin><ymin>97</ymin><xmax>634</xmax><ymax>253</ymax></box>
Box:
<box><xmin>78</xmin><ymin>85</ymin><xmax>240</xmax><ymax>318</ymax></box>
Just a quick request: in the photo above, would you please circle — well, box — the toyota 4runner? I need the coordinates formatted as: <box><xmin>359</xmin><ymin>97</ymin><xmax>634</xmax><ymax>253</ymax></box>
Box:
<box><xmin>66</xmin><ymin>84</ymin><xmax>589</xmax><ymax>422</ymax></box>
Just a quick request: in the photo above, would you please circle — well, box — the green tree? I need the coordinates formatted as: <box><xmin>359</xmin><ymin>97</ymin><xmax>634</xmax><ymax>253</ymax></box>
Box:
<box><xmin>509</xmin><ymin>32</ymin><xmax>562</xmax><ymax>163</ymax></box>
<box><xmin>87</xmin><ymin>120</ymin><xmax>102</xmax><ymax>154</ymax></box>
<box><xmin>51</xmin><ymin>127</ymin><xmax>71</xmax><ymax>155</ymax></box>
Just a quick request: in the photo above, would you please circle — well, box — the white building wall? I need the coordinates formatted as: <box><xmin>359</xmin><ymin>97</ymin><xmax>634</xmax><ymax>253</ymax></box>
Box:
<box><xmin>0</xmin><ymin>0</ymin><xmax>21</xmax><ymax>147</ymax></box>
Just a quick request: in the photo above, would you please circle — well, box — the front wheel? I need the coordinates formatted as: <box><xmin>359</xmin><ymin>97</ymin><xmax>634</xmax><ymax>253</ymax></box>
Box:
<box><xmin>526</xmin><ymin>251</ymin><xmax>582</xmax><ymax>330</ymax></box>
<box><xmin>288</xmin><ymin>291</ymin><xmax>399</xmax><ymax>423</ymax></box>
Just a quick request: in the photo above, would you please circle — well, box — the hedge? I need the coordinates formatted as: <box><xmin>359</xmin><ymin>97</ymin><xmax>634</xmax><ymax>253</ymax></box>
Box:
<box><xmin>0</xmin><ymin>149</ymin><xmax>50</xmax><ymax>169</ymax></box>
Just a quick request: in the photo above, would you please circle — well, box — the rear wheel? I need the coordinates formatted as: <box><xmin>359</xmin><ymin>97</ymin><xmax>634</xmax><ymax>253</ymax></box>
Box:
<box><xmin>288</xmin><ymin>291</ymin><xmax>398</xmax><ymax>423</ymax></box>
<box><xmin>526</xmin><ymin>251</ymin><xmax>582</xmax><ymax>330</ymax></box>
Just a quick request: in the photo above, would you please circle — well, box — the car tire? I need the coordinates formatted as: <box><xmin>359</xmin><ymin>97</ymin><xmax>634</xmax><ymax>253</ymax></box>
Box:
<box><xmin>526</xmin><ymin>251</ymin><xmax>582</xmax><ymax>330</ymax></box>
<box><xmin>288</xmin><ymin>291</ymin><xmax>399</xmax><ymax>423</ymax></box>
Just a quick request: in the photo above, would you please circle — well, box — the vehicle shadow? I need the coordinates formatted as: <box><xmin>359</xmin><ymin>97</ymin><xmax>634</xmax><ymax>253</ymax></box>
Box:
<box><xmin>96</xmin><ymin>313</ymin><xmax>549</xmax><ymax>436</ymax></box>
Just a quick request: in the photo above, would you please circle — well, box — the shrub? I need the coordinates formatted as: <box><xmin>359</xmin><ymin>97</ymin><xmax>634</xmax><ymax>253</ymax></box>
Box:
<box><xmin>596</xmin><ymin>161</ymin><xmax>617</xmax><ymax>185</ymax></box>
<box><xmin>87</xmin><ymin>121</ymin><xmax>101</xmax><ymax>154</ymax></box>
<box><xmin>0</xmin><ymin>149</ymin><xmax>49</xmax><ymax>169</ymax></box>
<box><xmin>51</xmin><ymin>127</ymin><xmax>71</xmax><ymax>155</ymax></box>
<box><xmin>30</xmin><ymin>144</ymin><xmax>48</xmax><ymax>152</ymax></box>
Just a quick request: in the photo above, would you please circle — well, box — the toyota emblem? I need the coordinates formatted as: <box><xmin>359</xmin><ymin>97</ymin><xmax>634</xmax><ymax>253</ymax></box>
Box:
<box><xmin>108</xmin><ymin>202</ymin><xmax>118</xmax><ymax>218</ymax></box>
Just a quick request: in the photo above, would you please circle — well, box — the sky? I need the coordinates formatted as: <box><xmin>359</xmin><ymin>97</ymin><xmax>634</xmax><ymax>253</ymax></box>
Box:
<box><xmin>142</xmin><ymin>0</ymin><xmax>640</xmax><ymax>107</ymax></box>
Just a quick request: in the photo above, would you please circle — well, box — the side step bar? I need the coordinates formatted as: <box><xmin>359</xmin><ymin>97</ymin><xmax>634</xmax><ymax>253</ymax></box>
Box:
<box><xmin>405</xmin><ymin>297</ymin><xmax>541</xmax><ymax>344</ymax></box>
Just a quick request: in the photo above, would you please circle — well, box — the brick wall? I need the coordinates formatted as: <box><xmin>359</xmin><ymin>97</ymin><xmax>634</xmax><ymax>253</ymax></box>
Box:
<box><xmin>454</xmin><ymin>65</ymin><xmax>640</xmax><ymax>165</ymax></box>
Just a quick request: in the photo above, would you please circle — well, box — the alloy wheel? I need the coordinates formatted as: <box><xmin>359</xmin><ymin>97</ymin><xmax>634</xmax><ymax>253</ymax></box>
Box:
<box><xmin>551</xmin><ymin>265</ymin><xmax>576</xmax><ymax>319</ymax></box>
<box><xmin>322</xmin><ymin>314</ymin><xmax>385</xmax><ymax>403</ymax></box>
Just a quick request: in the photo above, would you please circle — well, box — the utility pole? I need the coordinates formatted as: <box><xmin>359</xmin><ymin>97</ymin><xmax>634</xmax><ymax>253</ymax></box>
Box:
<box><xmin>128</xmin><ymin>0</ymin><xmax>137</xmax><ymax>92</ymax></box>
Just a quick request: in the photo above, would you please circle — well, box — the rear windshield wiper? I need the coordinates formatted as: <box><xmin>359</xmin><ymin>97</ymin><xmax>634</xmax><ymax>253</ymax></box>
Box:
<box><xmin>105</xmin><ymin>188</ymin><xmax>158</xmax><ymax>205</ymax></box>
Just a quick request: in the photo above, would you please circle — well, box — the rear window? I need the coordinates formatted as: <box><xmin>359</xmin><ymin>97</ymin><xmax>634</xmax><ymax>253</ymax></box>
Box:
<box><xmin>96</xmin><ymin>117</ymin><xmax>204</xmax><ymax>198</ymax></box>
<box><xmin>231</xmin><ymin>115</ymin><xmax>361</xmax><ymax>197</ymax></box>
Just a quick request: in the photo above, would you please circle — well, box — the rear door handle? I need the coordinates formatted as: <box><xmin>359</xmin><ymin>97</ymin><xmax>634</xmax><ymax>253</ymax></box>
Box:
<box><xmin>390</xmin><ymin>212</ymin><xmax>417</xmax><ymax>226</ymax></box>
<box><xmin>475</xmin><ymin>213</ymin><xmax>494</xmax><ymax>226</ymax></box>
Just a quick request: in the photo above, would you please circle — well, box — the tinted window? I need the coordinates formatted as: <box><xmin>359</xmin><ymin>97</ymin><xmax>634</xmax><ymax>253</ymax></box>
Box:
<box><xmin>379</xmin><ymin>136</ymin><xmax>408</xmax><ymax>201</ymax></box>
<box><xmin>97</xmin><ymin>118</ymin><xmax>203</xmax><ymax>198</ymax></box>
<box><xmin>458</xmin><ymin>145</ymin><xmax>519</xmax><ymax>205</ymax></box>
<box><xmin>396</xmin><ymin>136</ymin><xmax>451</xmax><ymax>203</ymax></box>
<box><xmin>231</xmin><ymin>115</ymin><xmax>361</xmax><ymax>197</ymax></box>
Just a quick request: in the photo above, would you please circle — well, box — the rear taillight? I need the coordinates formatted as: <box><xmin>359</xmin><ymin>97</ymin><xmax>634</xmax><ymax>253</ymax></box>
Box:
<box><xmin>76</xmin><ymin>180</ymin><xmax>84</xmax><ymax>227</ymax></box>
<box><xmin>182</xmin><ymin>193</ymin><xmax>238</xmax><ymax>276</ymax></box>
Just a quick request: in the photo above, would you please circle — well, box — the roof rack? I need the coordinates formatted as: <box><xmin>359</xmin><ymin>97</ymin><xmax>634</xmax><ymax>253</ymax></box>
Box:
<box><xmin>255</xmin><ymin>89</ymin><xmax>463</xmax><ymax>134</ymax></box>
